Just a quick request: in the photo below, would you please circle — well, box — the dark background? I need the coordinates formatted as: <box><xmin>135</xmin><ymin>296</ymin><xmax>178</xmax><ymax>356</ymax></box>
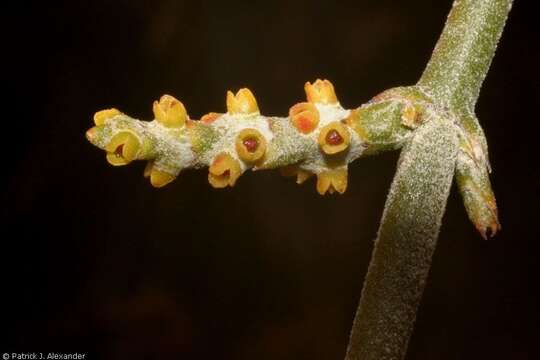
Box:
<box><xmin>2</xmin><ymin>0</ymin><xmax>538</xmax><ymax>359</ymax></box>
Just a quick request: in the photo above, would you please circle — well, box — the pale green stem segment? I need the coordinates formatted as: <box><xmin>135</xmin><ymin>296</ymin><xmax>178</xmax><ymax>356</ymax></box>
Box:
<box><xmin>418</xmin><ymin>0</ymin><xmax>513</xmax><ymax>115</ymax></box>
<box><xmin>345</xmin><ymin>117</ymin><xmax>458</xmax><ymax>360</ymax></box>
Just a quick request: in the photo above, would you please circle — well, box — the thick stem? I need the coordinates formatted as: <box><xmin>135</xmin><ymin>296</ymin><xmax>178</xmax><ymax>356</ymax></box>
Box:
<box><xmin>345</xmin><ymin>117</ymin><xmax>458</xmax><ymax>360</ymax></box>
<box><xmin>418</xmin><ymin>0</ymin><xmax>513</xmax><ymax>115</ymax></box>
<box><xmin>345</xmin><ymin>1</ymin><xmax>512</xmax><ymax>359</ymax></box>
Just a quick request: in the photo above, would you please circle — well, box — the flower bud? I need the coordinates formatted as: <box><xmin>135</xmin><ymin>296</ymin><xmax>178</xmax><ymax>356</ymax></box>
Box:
<box><xmin>318</xmin><ymin>122</ymin><xmax>351</xmax><ymax>155</ymax></box>
<box><xmin>208</xmin><ymin>153</ymin><xmax>242</xmax><ymax>188</ymax></box>
<box><xmin>289</xmin><ymin>102</ymin><xmax>320</xmax><ymax>134</ymax></box>
<box><xmin>316</xmin><ymin>168</ymin><xmax>348</xmax><ymax>195</ymax></box>
<box><xmin>226</xmin><ymin>88</ymin><xmax>259</xmax><ymax>115</ymax></box>
<box><xmin>304</xmin><ymin>79</ymin><xmax>338</xmax><ymax>104</ymax></box>
<box><xmin>150</xmin><ymin>168</ymin><xmax>176</xmax><ymax>188</ymax></box>
<box><xmin>153</xmin><ymin>94</ymin><xmax>187</xmax><ymax>127</ymax></box>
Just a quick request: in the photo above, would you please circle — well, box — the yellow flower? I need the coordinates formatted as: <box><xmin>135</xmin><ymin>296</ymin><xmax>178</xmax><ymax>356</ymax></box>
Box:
<box><xmin>226</xmin><ymin>88</ymin><xmax>259</xmax><ymax>115</ymax></box>
<box><xmin>289</xmin><ymin>102</ymin><xmax>320</xmax><ymax>134</ymax></box>
<box><xmin>105</xmin><ymin>132</ymin><xmax>141</xmax><ymax>166</ymax></box>
<box><xmin>316</xmin><ymin>168</ymin><xmax>348</xmax><ymax>195</ymax></box>
<box><xmin>304</xmin><ymin>79</ymin><xmax>338</xmax><ymax>104</ymax></box>
<box><xmin>318</xmin><ymin>122</ymin><xmax>351</xmax><ymax>155</ymax></box>
<box><xmin>152</xmin><ymin>94</ymin><xmax>187</xmax><ymax>127</ymax></box>
<box><xmin>143</xmin><ymin>161</ymin><xmax>176</xmax><ymax>188</ymax></box>
<box><xmin>235</xmin><ymin>128</ymin><xmax>267</xmax><ymax>163</ymax></box>
<box><xmin>208</xmin><ymin>153</ymin><xmax>242</xmax><ymax>188</ymax></box>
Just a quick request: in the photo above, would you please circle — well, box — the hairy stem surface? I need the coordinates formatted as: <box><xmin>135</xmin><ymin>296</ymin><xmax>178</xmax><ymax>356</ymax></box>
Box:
<box><xmin>345</xmin><ymin>118</ymin><xmax>458</xmax><ymax>360</ymax></box>
<box><xmin>419</xmin><ymin>0</ymin><xmax>513</xmax><ymax>115</ymax></box>
<box><xmin>346</xmin><ymin>0</ymin><xmax>512</xmax><ymax>359</ymax></box>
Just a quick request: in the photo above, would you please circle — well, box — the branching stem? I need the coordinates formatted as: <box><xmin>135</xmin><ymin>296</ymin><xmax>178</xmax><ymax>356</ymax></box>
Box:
<box><xmin>345</xmin><ymin>1</ymin><xmax>512</xmax><ymax>359</ymax></box>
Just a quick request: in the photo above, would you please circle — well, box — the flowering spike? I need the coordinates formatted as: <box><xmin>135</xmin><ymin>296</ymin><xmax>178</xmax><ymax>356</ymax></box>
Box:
<box><xmin>208</xmin><ymin>153</ymin><xmax>242</xmax><ymax>188</ymax></box>
<box><xmin>305</xmin><ymin>79</ymin><xmax>338</xmax><ymax>104</ymax></box>
<box><xmin>226</xmin><ymin>88</ymin><xmax>259</xmax><ymax>115</ymax></box>
<box><xmin>105</xmin><ymin>132</ymin><xmax>141</xmax><ymax>166</ymax></box>
<box><xmin>94</xmin><ymin>108</ymin><xmax>121</xmax><ymax>126</ymax></box>
<box><xmin>85</xmin><ymin>81</ymin><xmax>498</xmax><ymax>239</ymax></box>
<box><xmin>235</xmin><ymin>128</ymin><xmax>267</xmax><ymax>163</ymax></box>
<box><xmin>289</xmin><ymin>102</ymin><xmax>320</xmax><ymax>134</ymax></box>
<box><xmin>153</xmin><ymin>94</ymin><xmax>187</xmax><ymax>127</ymax></box>
<box><xmin>318</xmin><ymin>121</ymin><xmax>351</xmax><ymax>155</ymax></box>
<box><xmin>316</xmin><ymin>168</ymin><xmax>348</xmax><ymax>195</ymax></box>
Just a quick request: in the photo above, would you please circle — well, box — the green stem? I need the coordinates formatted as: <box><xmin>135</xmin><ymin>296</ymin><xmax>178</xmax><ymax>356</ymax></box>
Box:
<box><xmin>345</xmin><ymin>118</ymin><xmax>458</xmax><ymax>360</ymax></box>
<box><xmin>418</xmin><ymin>0</ymin><xmax>513</xmax><ymax>115</ymax></box>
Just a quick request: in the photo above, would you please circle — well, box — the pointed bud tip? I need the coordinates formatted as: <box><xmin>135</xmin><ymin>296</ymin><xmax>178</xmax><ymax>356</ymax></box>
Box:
<box><xmin>316</xmin><ymin>168</ymin><xmax>348</xmax><ymax>195</ymax></box>
<box><xmin>477</xmin><ymin>221</ymin><xmax>501</xmax><ymax>240</ymax></box>
<box><xmin>226</xmin><ymin>88</ymin><xmax>259</xmax><ymax>115</ymax></box>
<box><xmin>304</xmin><ymin>79</ymin><xmax>338</xmax><ymax>104</ymax></box>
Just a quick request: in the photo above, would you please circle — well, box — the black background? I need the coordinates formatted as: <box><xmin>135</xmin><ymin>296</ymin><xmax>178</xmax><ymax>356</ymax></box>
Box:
<box><xmin>2</xmin><ymin>0</ymin><xmax>538</xmax><ymax>359</ymax></box>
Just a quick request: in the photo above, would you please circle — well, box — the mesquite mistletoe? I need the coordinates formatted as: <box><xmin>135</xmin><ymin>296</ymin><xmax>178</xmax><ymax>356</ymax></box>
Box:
<box><xmin>84</xmin><ymin>0</ymin><xmax>514</xmax><ymax>358</ymax></box>
<box><xmin>86</xmin><ymin>80</ymin><xmax>498</xmax><ymax>238</ymax></box>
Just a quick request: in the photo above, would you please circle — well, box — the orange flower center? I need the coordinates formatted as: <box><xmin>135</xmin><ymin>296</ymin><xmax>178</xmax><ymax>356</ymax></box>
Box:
<box><xmin>326</xmin><ymin>130</ymin><xmax>343</xmax><ymax>145</ymax></box>
<box><xmin>243</xmin><ymin>137</ymin><xmax>259</xmax><ymax>153</ymax></box>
